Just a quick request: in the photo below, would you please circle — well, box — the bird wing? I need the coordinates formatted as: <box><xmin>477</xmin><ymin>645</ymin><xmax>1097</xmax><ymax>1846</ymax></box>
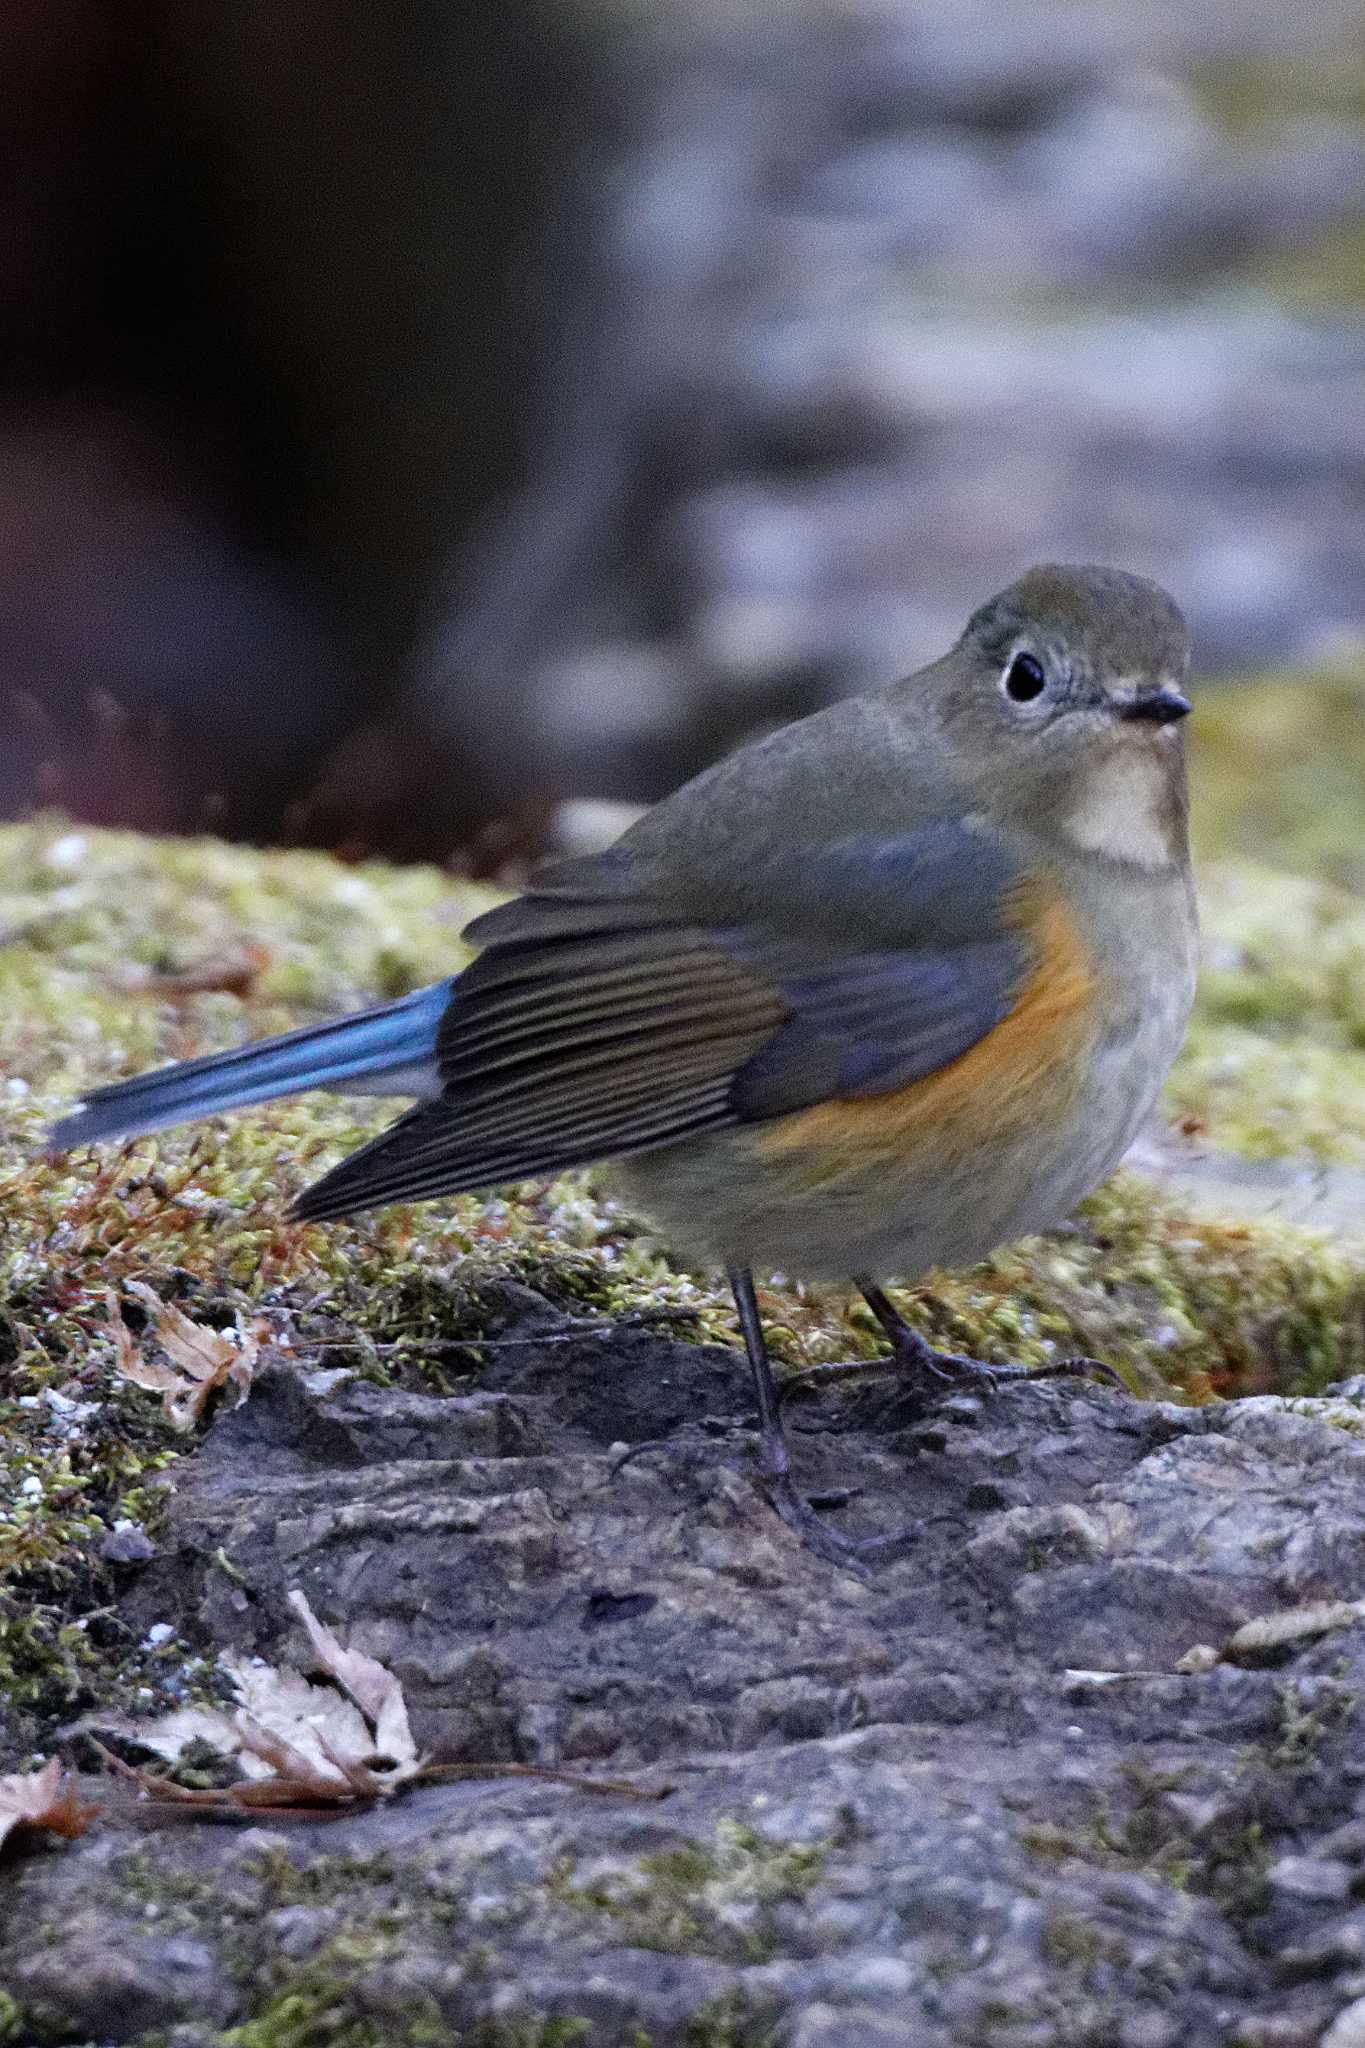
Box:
<box><xmin>293</xmin><ymin>823</ymin><xmax>1034</xmax><ymax>1219</ymax></box>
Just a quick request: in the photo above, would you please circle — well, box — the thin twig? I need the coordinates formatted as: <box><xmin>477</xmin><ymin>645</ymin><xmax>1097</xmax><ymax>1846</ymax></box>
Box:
<box><xmin>306</xmin><ymin>1307</ymin><xmax>702</xmax><ymax>1357</ymax></box>
<box><xmin>418</xmin><ymin>1761</ymin><xmax>672</xmax><ymax>1799</ymax></box>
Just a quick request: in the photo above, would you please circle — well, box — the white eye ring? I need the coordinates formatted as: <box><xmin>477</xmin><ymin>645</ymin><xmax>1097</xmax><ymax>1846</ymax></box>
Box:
<box><xmin>1002</xmin><ymin>651</ymin><xmax>1047</xmax><ymax>703</ymax></box>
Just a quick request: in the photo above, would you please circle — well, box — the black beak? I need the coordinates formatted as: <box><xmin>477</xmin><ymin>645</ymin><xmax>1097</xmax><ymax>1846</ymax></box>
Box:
<box><xmin>1122</xmin><ymin>684</ymin><xmax>1191</xmax><ymax>725</ymax></box>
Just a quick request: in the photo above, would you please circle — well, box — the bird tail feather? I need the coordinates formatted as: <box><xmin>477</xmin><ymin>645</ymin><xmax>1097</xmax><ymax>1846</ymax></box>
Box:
<box><xmin>48</xmin><ymin>982</ymin><xmax>449</xmax><ymax>1150</ymax></box>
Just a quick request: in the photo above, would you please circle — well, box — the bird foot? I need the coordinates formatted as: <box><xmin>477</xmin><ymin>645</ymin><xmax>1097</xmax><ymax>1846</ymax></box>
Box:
<box><xmin>606</xmin><ymin>1420</ymin><xmax>920</xmax><ymax>1571</ymax></box>
<box><xmin>780</xmin><ymin>1341</ymin><xmax>1121</xmax><ymax>1413</ymax></box>
<box><xmin>605</xmin><ymin>1415</ymin><xmax>738</xmax><ymax>1480</ymax></box>
<box><xmin>756</xmin><ymin>1459</ymin><xmax>923</xmax><ymax>1571</ymax></box>
<box><xmin>896</xmin><ymin>1340</ymin><xmax>1122</xmax><ymax>1395</ymax></box>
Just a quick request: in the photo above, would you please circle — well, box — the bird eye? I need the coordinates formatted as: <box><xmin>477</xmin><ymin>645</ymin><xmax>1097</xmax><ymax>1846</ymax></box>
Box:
<box><xmin>1002</xmin><ymin>652</ymin><xmax>1047</xmax><ymax>704</ymax></box>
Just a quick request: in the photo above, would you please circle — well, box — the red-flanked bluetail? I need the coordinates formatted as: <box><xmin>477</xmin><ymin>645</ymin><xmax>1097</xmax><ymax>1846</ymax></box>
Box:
<box><xmin>51</xmin><ymin>565</ymin><xmax>1196</xmax><ymax>1564</ymax></box>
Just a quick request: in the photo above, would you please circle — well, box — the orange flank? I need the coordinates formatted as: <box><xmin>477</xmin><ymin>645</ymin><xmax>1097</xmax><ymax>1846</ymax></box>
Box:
<box><xmin>751</xmin><ymin>884</ymin><xmax>1097</xmax><ymax>1178</ymax></box>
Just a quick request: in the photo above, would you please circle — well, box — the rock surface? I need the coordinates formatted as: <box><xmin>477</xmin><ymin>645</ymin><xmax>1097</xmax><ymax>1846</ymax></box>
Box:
<box><xmin>1</xmin><ymin>818</ymin><xmax>1363</xmax><ymax>2046</ymax></box>
<box><xmin>9</xmin><ymin>1295</ymin><xmax>1365</xmax><ymax>2043</ymax></box>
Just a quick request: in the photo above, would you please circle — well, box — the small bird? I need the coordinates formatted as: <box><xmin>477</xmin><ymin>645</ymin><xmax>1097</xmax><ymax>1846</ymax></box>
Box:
<box><xmin>51</xmin><ymin>565</ymin><xmax>1197</xmax><ymax>1563</ymax></box>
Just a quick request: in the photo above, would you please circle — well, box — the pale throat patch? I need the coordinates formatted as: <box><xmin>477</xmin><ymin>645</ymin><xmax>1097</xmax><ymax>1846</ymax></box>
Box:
<box><xmin>1063</xmin><ymin>747</ymin><xmax>1175</xmax><ymax>869</ymax></box>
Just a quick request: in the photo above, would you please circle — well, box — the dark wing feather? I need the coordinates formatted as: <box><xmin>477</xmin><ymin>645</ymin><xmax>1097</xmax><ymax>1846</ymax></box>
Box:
<box><xmin>294</xmin><ymin>916</ymin><xmax>785</xmax><ymax>1218</ymax></box>
<box><xmin>731</xmin><ymin>939</ymin><xmax>1022</xmax><ymax>1115</ymax></box>
<box><xmin>294</xmin><ymin>826</ymin><xmax>1030</xmax><ymax>1221</ymax></box>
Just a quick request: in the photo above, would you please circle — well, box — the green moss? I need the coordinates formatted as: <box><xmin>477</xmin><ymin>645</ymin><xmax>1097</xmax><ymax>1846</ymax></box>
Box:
<box><xmin>550</xmin><ymin>1819</ymin><xmax>827</xmax><ymax>1962</ymax></box>
<box><xmin>1182</xmin><ymin>52</ymin><xmax>1365</xmax><ymax>305</ymax></box>
<box><xmin>461</xmin><ymin>2027</ymin><xmax>590</xmax><ymax>2048</ymax></box>
<box><xmin>1169</xmin><ymin>1025</ymin><xmax>1365</xmax><ymax>1167</ymax></box>
<box><xmin>1267</xmin><ymin>1678</ymin><xmax>1359</xmax><ymax>1769</ymax></box>
<box><xmin>1039</xmin><ymin>1915</ymin><xmax>1107</xmax><ymax>1970</ymax></box>
<box><xmin>0</xmin><ymin>1383</ymin><xmax>185</xmax><ymax>1746</ymax></box>
<box><xmin>1190</xmin><ymin>53</ymin><xmax>1365</xmax><ymax>140</ymax></box>
<box><xmin>1174</xmin><ymin>675</ymin><xmax>1365</xmax><ymax>1163</ymax></box>
<box><xmin>866</xmin><ymin>1171</ymin><xmax>1365</xmax><ymax>1401</ymax></box>
<box><xmin>1019</xmin><ymin>1822</ymin><xmax>1088</xmax><ymax>1867</ymax></box>
<box><xmin>1</xmin><ymin>816</ymin><xmax>1364</xmax><ymax>1757</ymax></box>
<box><xmin>216</xmin><ymin>1934</ymin><xmax>448</xmax><ymax>2048</ymax></box>
<box><xmin>1199</xmin><ymin>1822</ymin><xmax>1270</xmax><ymax>1925</ymax></box>
<box><xmin>240</xmin><ymin>1844</ymin><xmax>405</xmax><ymax>1913</ymax></box>
<box><xmin>682</xmin><ymin>1998</ymin><xmax>776</xmax><ymax>2048</ymax></box>
<box><xmin>1163</xmin><ymin>863</ymin><xmax>1365</xmax><ymax>1168</ymax></box>
<box><xmin>1190</xmin><ymin>672</ymin><xmax>1365</xmax><ymax>890</ymax></box>
<box><xmin>1258</xmin><ymin>218</ymin><xmax>1365</xmax><ymax>311</ymax></box>
<box><xmin>1020</xmin><ymin>1775</ymin><xmax>1192</xmax><ymax>1893</ymax></box>
<box><xmin>1193</xmin><ymin>866</ymin><xmax>1365</xmax><ymax>1043</ymax></box>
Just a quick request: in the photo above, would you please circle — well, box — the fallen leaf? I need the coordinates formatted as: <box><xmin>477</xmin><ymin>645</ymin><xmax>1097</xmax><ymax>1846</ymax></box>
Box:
<box><xmin>85</xmin><ymin>1592</ymin><xmax>422</xmax><ymax>1814</ymax></box>
<box><xmin>286</xmin><ymin>1587</ymin><xmax>416</xmax><ymax>1768</ymax></box>
<box><xmin>91</xmin><ymin>1740</ymin><xmax>349</xmax><ymax>1818</ymax></box>
<box><xmin>1222</xmin><ymin>1600</ymin><xmax>1365</xmax><ymax>1667</ymax></box>
<box><xmin>112</xmin><ymin>943</ymin><xmax>272</xmax><ymax>1000</ymax></box>
<box><xmin>220</xmin><ymin>1654</ymin><xmax>378</xmax><ymax>1782</ymax></box>
<box><xmin>107</xmin><ymin>1283</ymin><xmax>257</xmax><ymax>1430</ymax></box>
<box><xmin>0</xmin><ymin>1759</ymin><xmax>97</xmax><ymax>1854</ymax></box>
<box><xmin>84</xmin><ymin>1592</ymin><xmax>669</xmax><ymax>1820</ymax></box>
<box><xmin>89</xmin><ymin>1665</ymin><xmax>397</xmax><ymax>1800</ymax></box>
<box><xmin>85</xmin><ymin>1702</ymin><xmax>242</xmax><ymax>1769</ymax></box>
<box><xmin>92</xmin><ymin>1741</ymin><xmax>667</xmax><ymax>1821</ymax></box>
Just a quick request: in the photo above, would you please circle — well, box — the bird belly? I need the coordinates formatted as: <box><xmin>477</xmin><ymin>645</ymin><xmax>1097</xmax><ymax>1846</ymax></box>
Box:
<box><xmin>612</xmin><ymin>1069</ymin><xmax>1111</xmax><ymax>1282</ymax></box>
<box><xmin>612</xmin><ymin>885</ymin><xmax>1193</xmax><ymax>1284</ymax></box>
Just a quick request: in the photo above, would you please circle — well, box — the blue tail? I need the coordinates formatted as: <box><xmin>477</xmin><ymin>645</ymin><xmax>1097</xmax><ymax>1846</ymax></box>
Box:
<box><xmin>49</xmin><ymin>981</ymin><xmax>452</xmax><ymax>1150</ymax></box>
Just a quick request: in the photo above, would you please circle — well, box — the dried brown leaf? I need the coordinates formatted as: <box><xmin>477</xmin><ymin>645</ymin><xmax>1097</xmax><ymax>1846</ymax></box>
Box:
<box><xmin>106</xmin><ymin>1290</ymin><xmax>182</xmax><ymax>1398</ymax></box>
<box><xmin>84</xmin><ymin>1599</ymin><xmax>666</xmax><ymax>1827</ymax></box>
<box><xmin>1222</xmin><ymin>1599</ymin><xmax>1365</xmax><ymax>1666</ymax></box>
<box><xmin>0</xmin><ymin>1759</ymin><xmax>97</xmax><ymax>1853</ymax></box>
<box><xmin>113</xmin><ymin>943</ymin><xmax>272</xmax><ymax>1000</ymax></box>
<box><xmin>91</xmin><ymin>1740</ymin><xmax>347</xmax><ymax>1818</ymax></box>
<box><xmin>233</xmin><ymin>1713</ymin><xmax>357</xmax><ymax>1798</ymax></box>
<box><xmin>107</xmin><ymin>1283</ymin><xmax>257</xmax><ymax>1430</ymax></box>
<box><xmin>287</xmin><ymin>1588</ymin><xmax>416</xmax><ymax>1768</ymax></box>
<box><xmin>315</xmin><ymin>1731</ymin><xmax>390</xmax><ymax>1799</ymax></box>
<box><xmin>84</xmin><ymin>1613</ymin><xmax>420</xmax><ymax>1819</ymax></box>
<box><xmin>223</xmin><ymin>1654</ymin><xmax>380</xmax><ymax>1781</ymax></box>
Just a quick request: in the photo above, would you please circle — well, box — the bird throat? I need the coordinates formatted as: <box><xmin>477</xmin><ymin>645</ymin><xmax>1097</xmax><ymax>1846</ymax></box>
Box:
<box><xmin>1061</xmin><ymin>745</ymin><xmax>1179</xmax><ymax>870</ymax></box>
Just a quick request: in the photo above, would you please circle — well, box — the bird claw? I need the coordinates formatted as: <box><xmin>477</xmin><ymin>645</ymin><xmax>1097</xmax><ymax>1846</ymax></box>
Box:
<box><xmin>778</xmin><ymin>1344</ymin><xmax>1122</xmax><ymax>1411</ymax></box>
<box><xmin>1037</xmin><ymin>1353</ymin><xmax>1124</xmax><ymax>1390</ymax></box>
<box><xmin>757</xmin><ymin>1464</ymin><xmax>923</xmax><ymax>1571</ymax></box>
<box><xmin>604</xmin><ymin>1416</ymin><xmax>736</xmax><ymax>1482</ymax></box>
<box><xmin>605</xmin><ymin>1419</ymin><xmax>920</xmax><ymax>1569</ymax></box>
<box><xmin>913</xmin><ymin>1348</ymin><xmax>1123</xmax><ymax>1394</ymax></box>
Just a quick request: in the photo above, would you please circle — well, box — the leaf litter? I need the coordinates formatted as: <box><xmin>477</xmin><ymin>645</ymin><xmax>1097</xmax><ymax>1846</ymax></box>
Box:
<box><xmin>107</xmin><ymin>1280</ymin><xmax>260</xmax><ymax>1430</ymax></box>
<box><xmin>86</xmin><ymin>1590</ymin><xmax>668</xmax><ymax>1820</ymax></box>
<box><xmin>0</xmin><ymin>1758</ymin><xmax>97</xmax><ymax>1855</ymax></box>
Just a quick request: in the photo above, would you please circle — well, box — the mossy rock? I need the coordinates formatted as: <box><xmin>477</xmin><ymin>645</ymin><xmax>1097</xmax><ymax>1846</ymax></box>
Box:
<box><xmin>0</xmin><ymin>812</ymin><xmax>1362</xmax><ymax>1758</ymax></box>
<box><xmin>1189</xmin><ymin>668</ymin><xmax>1365</xmax><ymax>890</ymax></box>
<box><xmin>1177</xmin><ymin>671</ymin><xmax>1365</xmax><ymax>1168</ymax></box>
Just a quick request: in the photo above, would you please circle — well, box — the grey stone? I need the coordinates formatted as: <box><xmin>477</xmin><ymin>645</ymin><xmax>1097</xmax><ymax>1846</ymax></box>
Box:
<box><xmin>4</xmin><ymin>1917</ymin><xmax>234</xmax><ymax>2041</ymax></box>
<box><xmin>100</xmin><ymin>1519</ymin><xmax>157</xmax><ymax>1564</ymax></box>
<box><xmin>1267</xmin><ymin>1857</ymin><xmax>1355</xmax><ymax>1903</ymax></box>
<box><xmin>10</xmin><ymin>1291</ymin><xmax>1365</xmax><ymax>2042</ymax></box>
<box><xmin>788</xmin><ymin>2006</ymin><xmax>925</xmax><ymax>2048</ymax></box>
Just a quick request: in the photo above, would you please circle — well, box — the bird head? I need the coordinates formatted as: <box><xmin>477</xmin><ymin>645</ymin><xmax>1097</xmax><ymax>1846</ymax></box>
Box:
<box><xmin>923</xmin><ymin>563</ymin><xmax>1192</xmax><ymax>871</ymax></box>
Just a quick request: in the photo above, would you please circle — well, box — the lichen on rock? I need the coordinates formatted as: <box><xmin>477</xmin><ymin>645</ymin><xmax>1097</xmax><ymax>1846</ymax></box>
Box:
<box><xmin>0</xmin><ymin>807</ymin><xmax>1362</xmax><ymax>1757</ymax></box>
<box><xmin>0</xmin><ymin>782</ymin><xmax>1362</xmax><ymax>2044</ymax></box>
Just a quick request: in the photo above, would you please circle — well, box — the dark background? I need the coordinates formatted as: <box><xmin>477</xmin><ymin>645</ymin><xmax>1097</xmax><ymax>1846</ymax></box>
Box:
<box><xmin>3</xmin><ymin>0</ymin><xmax>1365</xmax><ymax>863</ymax></box>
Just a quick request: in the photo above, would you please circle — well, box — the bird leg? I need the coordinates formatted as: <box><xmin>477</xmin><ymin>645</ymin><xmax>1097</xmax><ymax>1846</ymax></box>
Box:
<box><xmin>778</xmin><ymin>1278</ymin><xmax>1120</xmax><ymax>1412</ymax></box>
<box><xmin>611</xmin><ymin>1270</ymin><xmax>1103</xmax><ymax>1566</ymax></box>
<box><xmin>728</xmin><ymin>1267</ymin><xmax>921</xmax><ymax>1567</ymax></box>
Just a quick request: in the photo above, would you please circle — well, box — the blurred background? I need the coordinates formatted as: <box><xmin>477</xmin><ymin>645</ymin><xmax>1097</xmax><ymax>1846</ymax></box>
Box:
<box><xmin>3</xmin><ymin>0</ymin><xmax>1365</xmax><ymax>866</ymax></box>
